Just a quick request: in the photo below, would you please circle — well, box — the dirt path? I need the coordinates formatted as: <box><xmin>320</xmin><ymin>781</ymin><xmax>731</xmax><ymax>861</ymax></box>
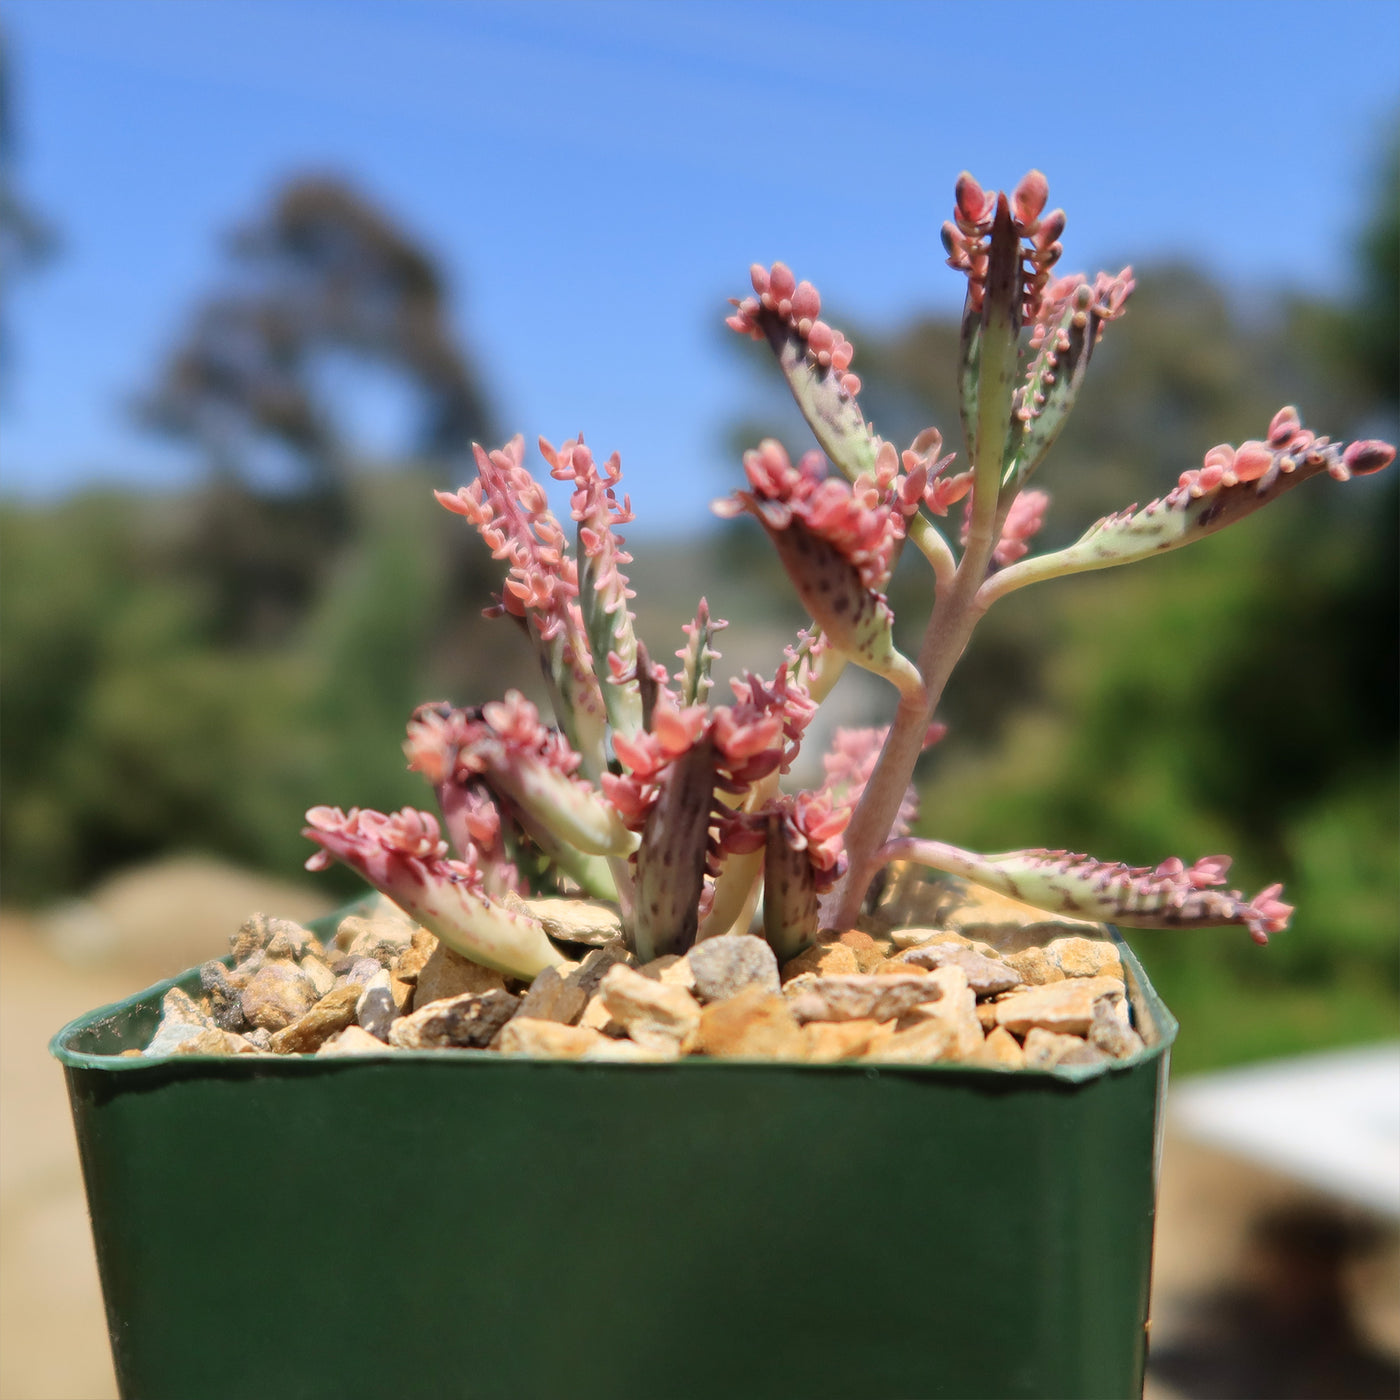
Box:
<box><xmin>3</xmin><ymin>911</ymin><xmax>129</xmax><ymax>1400</ymax></box>
<box><xmin>1</xmin><ymin>859</ymin><xmax>330</xmax><ymax>1400</ymax></box>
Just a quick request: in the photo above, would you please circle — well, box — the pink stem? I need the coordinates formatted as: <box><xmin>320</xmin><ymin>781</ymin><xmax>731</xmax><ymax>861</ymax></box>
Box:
<box><xmin>823</xmin><ymin>528</ymin><xmax>994</xmax><ymax>929</ymax></box>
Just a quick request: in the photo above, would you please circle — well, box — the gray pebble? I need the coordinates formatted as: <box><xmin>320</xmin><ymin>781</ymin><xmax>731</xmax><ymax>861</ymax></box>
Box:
<box><xmin>199</xmin><ymin>961</ymin><xmax>248</xmax><ymax>1032</ymax></box>
<box><xmin>899</xmin><ymin>943</ymin><xmax>1021</xmax><ymax>996</ymax></box>
<box><xmin>687</xmin><ymin>935</ymin><xmax>781</xmax><ymax>1003</ymax></box>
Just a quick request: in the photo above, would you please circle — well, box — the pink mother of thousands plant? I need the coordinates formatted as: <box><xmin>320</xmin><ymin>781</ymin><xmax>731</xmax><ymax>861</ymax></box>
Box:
<box><xmin>302</xmin><ymin>170</ymin><xmax>1394</xmax><ymax>980</ymax></box>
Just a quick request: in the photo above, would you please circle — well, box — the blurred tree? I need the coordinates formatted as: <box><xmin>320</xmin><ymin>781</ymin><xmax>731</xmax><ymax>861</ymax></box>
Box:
<box><xmin>136</xmin><ymin>175</ymin><xmax>495</xmax><ymax>641</ymax></box>
<box><xmin>1</xmin><ymin>175</ymin><xmax>529</xmax><ymax>902</ymax></box>
<box><xmin>0</xmin><ymin>24</ymin><xmax>58</xmax><ymax>383</ymax></box>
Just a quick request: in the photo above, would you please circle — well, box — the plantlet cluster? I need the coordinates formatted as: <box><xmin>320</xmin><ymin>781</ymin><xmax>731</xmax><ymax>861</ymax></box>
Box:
<box><xmin>302</xmin><ymin>171</ymin><xmax>1394</xmax><ymax>981</ymax></box>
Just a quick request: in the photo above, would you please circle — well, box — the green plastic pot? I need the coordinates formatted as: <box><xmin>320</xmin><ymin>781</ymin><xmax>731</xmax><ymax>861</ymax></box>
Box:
<box><xmin>52</xmin><ymin>922</ymin><xmax>1176</xmax><ymax>1400</ymax></box>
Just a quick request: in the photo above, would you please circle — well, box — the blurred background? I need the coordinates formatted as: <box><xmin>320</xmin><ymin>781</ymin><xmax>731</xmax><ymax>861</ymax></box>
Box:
<box><xmin>0</xmin><ymin>3</ymin><xmax>1395</xmax><ymax>1398</ymax></box>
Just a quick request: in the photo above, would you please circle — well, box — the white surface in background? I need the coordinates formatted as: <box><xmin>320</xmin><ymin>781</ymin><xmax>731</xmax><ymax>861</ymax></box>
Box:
<box><xmin>1170</xmin><ymin>1043</ymin><xmax>1400</xmax><ymax>1219</ymax></box>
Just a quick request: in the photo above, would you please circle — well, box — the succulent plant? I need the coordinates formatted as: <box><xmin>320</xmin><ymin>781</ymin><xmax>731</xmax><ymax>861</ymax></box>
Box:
<box><xmin>302</xmin><ymin>171</ymin><xmax>1394</xmax><ymax>980</ymax></box>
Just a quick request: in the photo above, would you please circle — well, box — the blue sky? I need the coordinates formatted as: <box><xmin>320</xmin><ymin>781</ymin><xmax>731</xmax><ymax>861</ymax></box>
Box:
<box><xmin>2</xmin><ymin>0</ymin><xmax>1397</xmax><ymax>532</ymax></box>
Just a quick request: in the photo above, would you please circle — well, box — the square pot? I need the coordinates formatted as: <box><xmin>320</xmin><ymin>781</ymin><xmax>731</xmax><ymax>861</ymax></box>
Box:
<box><xmin>52</xmin><ymin>926</ymin><xmax>1175</xmax><ymax>1400</ymax></box>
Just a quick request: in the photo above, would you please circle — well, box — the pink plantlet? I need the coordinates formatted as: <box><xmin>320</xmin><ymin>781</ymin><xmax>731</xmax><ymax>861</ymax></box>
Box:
<box><xmin>729</xmin><ymin>263</ymin><xmax>858</xmax><ymax>388</ymax></box>
<box><xmin>675</xmin><ymin>598</ymin><xmax>728</xmax><ymax>708</ymax></box>
<box><xmin>1012</xmin><ymin>170</ymin><xmax>1049</xmax><ymax>228</ymax></box>
<box><xmin>713</xmin><ymin>440</ymin><xmax>924</xmax><ymax>699</ymax></box>
<box><xmin>435</xmin><ymin>436</ymin><xmax>609</xmax><ymax>772</ymax></box>
<box><xmin>977</xmin><ymin>488</ymin><xmax>1050</xmax><ymax>566</ymax></box>
<box><xmin>401</xmin><ymin>703</ymin><xmax>521</xmax><ymax>895</ymax></box>
<box><xmin>412</xmin><ymin>691</ymin><xmax>634</xmax><ymax>862</ymax></box>
<box><xmin>728</xmin><ymin>663</ymin><xmax>817</xmax><ymax>772</ymax></box>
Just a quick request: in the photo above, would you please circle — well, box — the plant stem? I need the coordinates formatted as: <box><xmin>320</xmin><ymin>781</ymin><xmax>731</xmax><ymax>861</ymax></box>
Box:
<box><xmin>824</xmin><ymin>551</ymin><xmax>990</xmax><ymax>929</ymax></box>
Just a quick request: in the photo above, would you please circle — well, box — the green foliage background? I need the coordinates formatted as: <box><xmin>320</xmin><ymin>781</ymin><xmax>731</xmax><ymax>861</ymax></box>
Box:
<box><xmin>2</xmin><ymin>153</ymin><xmax>1395</xmax><ymax>1073</ymax></box>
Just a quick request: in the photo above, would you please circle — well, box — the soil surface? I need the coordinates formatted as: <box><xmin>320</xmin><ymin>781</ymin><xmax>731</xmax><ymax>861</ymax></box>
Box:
<box><xmin>1</xmin><ymin>858</ymin><xmax>1394</xmax><ymax>1400</ymax></box>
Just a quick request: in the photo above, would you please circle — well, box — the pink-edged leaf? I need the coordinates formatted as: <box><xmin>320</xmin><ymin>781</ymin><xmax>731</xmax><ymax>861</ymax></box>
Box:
<box><xmin>878</xmin><ymin>838</ymin><xmax>1291</xmax><ymax>944</ymax></box>
<box><xmin>728</xmin><ymin>263</ymin><xmax>877</xmax><ymax>484</ymax></box>
<box><xmin>983</xmin><ymin>417</ymin><xmax>1395</xmax><ymax>601</ymax></box>
<box><xmin>437</xmin><ymin>436</ymin><xmax>609</xmax><ymax>774</ymax></box>
<box><xmin>540</xmin><ymin>434</ymin><xmax>645</xmax><ymax>737</ymax></box>
<box><xmin>302</xmin><ymin>806</ymin><xmax>564</xmax><ymax>978</ymax></box>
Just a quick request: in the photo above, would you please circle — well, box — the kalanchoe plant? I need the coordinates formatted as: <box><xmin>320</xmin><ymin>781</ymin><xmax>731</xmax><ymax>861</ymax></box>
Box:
<box><xmin>302</xmin><ymin>170</ymin><xmax>1395</xmax><ymax>980</ymax></box>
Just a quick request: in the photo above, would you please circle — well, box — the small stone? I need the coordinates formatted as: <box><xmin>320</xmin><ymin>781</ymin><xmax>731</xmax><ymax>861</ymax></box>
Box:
<box><xmin>636</xmin><ymin>955</ymin><xmax>697</xmax><ymax>993</ymax></box>
<box><xmin>977</xmin><ymin>1001</ymin><xmax>999</xmax><ymax>1032</ymax></box>
<box><xmin>515</xmin><ymin>964</ymin><xmax>588</xmax><ymax>1025</ymax></box>
<box><xmin>566</xmin><ymin>944</ymin><xmax>634</xmax><ymax>1000</ymax></box>
<box><xmin>169</xmin><ymin>1028</ymin><xmax>263</xmax><ymax>1056</ymax></box>
<box><xmin>780</xmin><ymin>940</ymin><xmax>860</xmax><ymax>982</ymax></box>
<box><xmin>269</xmin><ymin>983</ymin><xmax>363</xmax><ymax>1053</ymax></box>
<box><xmin>889</xmin><ymin>928</ymin><xmax>1000</xmax><ymax>957</ymax></box>
<box><xmin>1059</xmin><ymin>1039</ymin><xmax>1111</xmax><ymax>1068</ymax></box>
<box><xmin>388</xmin><ymin>969</ymin><xmax>414</xmax><ymax>1013</ymax></box>
<box><xmin>316</xmin><ymin>1024</ymin><xmax>394</xmax><ymax>1056</ymax></box>
<box><xmin>1027</xmin><ymin>1029</ymin><xmax>1106</xmax><ymax>1069</ymax></box>
<box><xmin>874</xmin><ymin>958</ymin><xmax>926</xmax><ymax>976</ymax></box>
<box><xmin>787</xmin><ymin>974</ymin><xmax>948</xmax><ymax>1025</ymax></box>
<box><xmin>337</xmin><ymin>916</ymin><xmax>414</xmax><ymax>967</ymax></box>
<box><xmin>600</xmin><ymin>965</ymin><xmax>702</xmax><ymax>1055</ymax></box>
<box><xmin>870</xmin><ymin>1017</ymin><xmax>969</xmax><ymax>1064</ymax></box>
<box><xmin>1045</xmin><ymin>936</ymin><xmax>1123</xmax><ymax>981</ymax></box>
<box><xmin>387</xmin><ymin>990</ymin><xmax>522</xmax><ymax>1050</ymax></box>
<box><xmin>240</xmin><ymin>962</ymin><xmax>320</xmax><ymax>1031</ymax></box>
<box><xmin>878</xmin><ymin>967</ymin><xmax>983</xmax><ymax>1062</ymax></box>
<box><xmin>836</xmin><ymin>929</ymin><xmax>888</xmax><ymax>973</ymax></box>
<box><xmin>781</xmin><ymin>972</ymin><xmax>820</xmax><ymax>1000</ymax></box>
<box><xmin>1088</xmin><ymin>994</ymin><xmax>1145</xmax><ymax>1059</ymax></box>
<box><xmin>697</xmin><ymin>988</ymin><xmax>806</xmax><ymax>1060</ymax></box>
<box><xmin>242</xmin><ymin>1027</ymin><xmax>273</xmax><ymax>1050</ymax></box>
<box><xmin>803</xmin><ymin>1018</ymin><xmax>892</xmax><ymax>1062</ymax></box>
<box><xmin>145</xmin><ymin>1021</ymin><xmax>210</xmax><ymax>1056</ymax></box>
<box><xmin>392</xmin><ymin>930</ymin><xmax>437</xmax><ymax>986</ymax></box>
<box><xmin>497</xmin><ymin>1018</ymin><xmax>611</xmax><ymax>1058</ymax></box>
<box><xmin>299</xmin><ymin>956</ymin><xmax>337</xmax><ymax>999</ymax></box>
<box><xmin>265</xmin><ymin>930</ymin><xmax>302</xmax><ymax>961</ymax></box>
<box><xmin>334</xmin><ymin>957</ymin><xmax>384</xmax><ymax>990</ymax></box>
<box><xmin>994</xmin><ymin>976</ymin><xmax>1127</xmax><ymax>1037</ymax></box>
<box><xmin>899</xmin><ymin>943</ymin><xmax>1021</xmax><ymax>997</ymax></box>
<box><xmin>686</xmin><ymin>934</ymin><xmax>781</xmax><ymax>1003</ymax></box>
<box><xmin>331</xmin><ymin>907</ymin><xmax>408</xmax><ymax>952</ymax></box>
<box><xmin>161</xmin><ymin>985</ymin><xmax>214</xmax><ymax>1027</ymax></box>
<box><xmin>512</xmin><ymin>896</ymin><xmax>623</xmax><ymax>947</ymax></box>
<box><xmin>225</xmin><ymin>950</ymin><xmax>266</xmax><ymax>989</ymax></box>
<box><xmin>1021</xmin><ymin>1028</ymin><xmax>1091</xmax><ymax>1069</ymax></box>
<box><xmin>410</xmin><ymin>942</ymin><xmax>509</xmax><ymax>1008</ymax></box>
<box><xmin>230</xmin><ymin>912</ymin><xmax>314</xmax><ymax>963</ymax></box>
<box><xmin>357</xmin><ymin>969</ymin><xmax>401</xmax><ymax>1041</ymax></box>
<box><xmin>971</xmin><ymin>1026</ymin><xmax>1025</xmax><ymax>1069</ymax></box>
<box><xmin>577</xmin><ymin>994</ymin><xmax>623</xmax><ymax>1035</ymax></box>
<box><xmin>265</xmin><ymin>916</ymin><xmax>319</xmax><ymax>957</ymax></box>
<box><xmin>1002</xmin><ymin>946</ymin><xmax>1066</xmax><ymax>986</ymax></box>
<box><xmin>199</xmin><ymin>961</ymin><xmax>247</xmax><ymax>1031</ymax></box>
